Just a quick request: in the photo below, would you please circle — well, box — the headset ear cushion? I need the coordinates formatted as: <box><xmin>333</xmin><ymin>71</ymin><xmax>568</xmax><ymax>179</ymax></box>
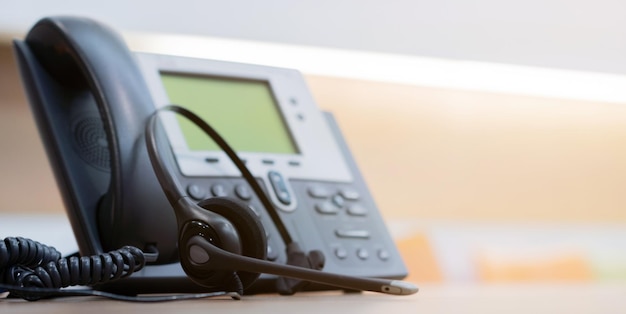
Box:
<box><xmin>196</xmin><ymin>197</ymin><xmax>268</xmax><ymax>289</ymax></box>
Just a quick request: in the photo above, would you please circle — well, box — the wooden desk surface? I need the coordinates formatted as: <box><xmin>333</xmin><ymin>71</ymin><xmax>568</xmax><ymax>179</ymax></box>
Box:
<box><xmin>2</xmin><ymin>283</ymin><xmax>626</xmax><ymax>313</ymax></box>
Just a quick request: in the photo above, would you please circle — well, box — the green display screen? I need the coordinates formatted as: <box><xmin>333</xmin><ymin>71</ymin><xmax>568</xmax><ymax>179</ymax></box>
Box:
<box><xmin>160</xmin><ymin>73</ymin><xmax>298</xmax><ymax>154</ymax></box>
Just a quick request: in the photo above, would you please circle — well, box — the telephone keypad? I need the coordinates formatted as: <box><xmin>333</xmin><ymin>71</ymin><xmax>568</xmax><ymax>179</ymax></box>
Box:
<box><xmin>298</xmin><ymin>181</ymin><xmax>399</xmax><ymax>270</ymax></box>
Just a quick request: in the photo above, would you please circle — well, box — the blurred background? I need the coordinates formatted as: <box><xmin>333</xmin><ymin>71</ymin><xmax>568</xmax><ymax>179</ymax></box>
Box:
<box><xmin>1</xmin><ymin>0</ymin><xmax>626</xmax><ymax>285</ymax></box>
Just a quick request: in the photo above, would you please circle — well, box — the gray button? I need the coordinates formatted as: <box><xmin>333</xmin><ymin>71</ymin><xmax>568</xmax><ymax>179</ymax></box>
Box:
<box><xmin>335</xmin><ymin>247</ymin><xmax>348</xmax><ymax>260</ymax></box>
<box><xmin>340</xmin><ymin>189</ymin><xmax>360</xmax><ymax>200</ymax></box>
<box><xmin>267</xmin><ymin>244</ymin><xmax>278</xmax><ymax>261</ymax></box>
<box><xmin>187</xmin><ymin>184</ymin><xmax>207</xmax><ymax>200</ymax></box>
<box><xmin>347</xmin><ymin>204</ymin><xmax>368</xmax><ymax>216</ymax></box>
<box><xmin>235</xmin><ymin>184</ymin><xmax>252</xmax><ymax>200</ymax></box>
<box><xmin>335</xmin><ymin>229</ymin><xmax>371</xmax><ymax>239</ymax></box>
<box><xmin>357</xmin><ymin>248</ymin><xmax>369</xmax><ymax>260</ymax></box>
<box><xmin>331</xmin><ymin>194</ymin><xmax>345</xmax><ymax>208</ymax></box>
<box><xmin>211</xmin><ymin>184</ymin><xmax>228</xmax><ymax>197</ymax></box>
<box><xmin>378</xmin><ymin>249</ymin><xmax>390</xmax><ymax>261</ymax></box>
<box><xmin>308</xmin><ymin>186</ymin><xmax>331</xmax><ymax>199</ymax></box>
<box><xmin>315</xmin><ymin>202</ymin><xmax>339</xmax><ymax>215</ymax></box>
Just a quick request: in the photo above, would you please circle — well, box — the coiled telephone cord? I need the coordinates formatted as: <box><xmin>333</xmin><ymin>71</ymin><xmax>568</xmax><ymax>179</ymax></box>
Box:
<box><xmin>0</xmin><ymin>237</ymin><xmax>144</xmax><ymax>300</ymax></box>
<box><xmin>0</xmin><ymin>237</ymin><xmax>241</xmax><ymax>302</ymax></box>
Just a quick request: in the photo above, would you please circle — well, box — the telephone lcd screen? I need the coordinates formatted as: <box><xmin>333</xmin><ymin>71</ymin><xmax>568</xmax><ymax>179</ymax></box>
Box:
<box><xmin>160</xmin><ymin>73</ymin><xmax>298</xmax><ymax>154</ymax></box>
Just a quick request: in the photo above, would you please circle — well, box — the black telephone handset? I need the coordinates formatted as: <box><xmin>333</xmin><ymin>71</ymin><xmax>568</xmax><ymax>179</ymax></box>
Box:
<box><xmin>12</xmin><ymin>16</ymin><xmax>413</xmax><ymax>296</ymax></box>
<box><xmin>13</xmin><ymin>17</ymin><xmax>179</xmax><ymax>262</ymax></box>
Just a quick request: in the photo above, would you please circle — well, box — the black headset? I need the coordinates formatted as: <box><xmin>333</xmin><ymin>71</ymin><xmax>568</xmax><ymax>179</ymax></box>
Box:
<box><xmin>144</xmin><ymin>105</ymin><xmax>418</xmax><ymax>296</ymax></box>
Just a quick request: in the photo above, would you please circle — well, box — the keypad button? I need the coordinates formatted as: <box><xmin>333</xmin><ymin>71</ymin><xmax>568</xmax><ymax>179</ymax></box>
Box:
<box><xmin>335</xmin><ymin>247</ymin><xmax>348</xmax><ymax>260</ymax></box>
<box><xmin>235</xmin><ymin>184</ymin><xmax>252</xmax><ymax>200</ymax></box>
<box><xmin>340</xmin><ymin>189</ymin><xmax>360</xmax><ymax>200</ymax></box>
<box><xmin>315</xmin><ymin>202</ymin><xmax>339</xmax><ymax>215</ymax></box>
<box><xmin>357</xmin><ymin>248</ymin><xmax>369</xmax><ymax>260</ymax></box>
<box><xmin>267</xmin><ymin>244</ymin><xmax>279</xmax><ymax>261</ymax></box>
<box><xmin>308</xmin><ymin>186</ymin><xmax>331</xmax><ymax>199</ymax></box>
<box><xmin>347</xmin><ymin>204</ymin><xmax>368</xmax><ymax>216</ymax></box>
<box><xmin>331</xmin><ymin>194</ymin><xmax>345</xmax><ymax>208</ymax></box>
<box><xmin>211</xmin><ymin>184</ymin><xmax>228</xmax><ymax>197</ymax></box>
<box><xmin>378</xmin><ymin>249</ymin><xmax>390</xmax><ymax>261</ymax></box>
<box><xmin>187</xmin><ymin>184</ymin><xmax>207</xmax><ymax>200</ymax></box>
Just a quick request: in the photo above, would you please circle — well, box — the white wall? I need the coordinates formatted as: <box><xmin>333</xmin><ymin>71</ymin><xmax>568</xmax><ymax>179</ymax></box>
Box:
<box><xmin>1</xmin><ymin>0</ymin><xmax>625</xmax><ymax>74</ymax></box>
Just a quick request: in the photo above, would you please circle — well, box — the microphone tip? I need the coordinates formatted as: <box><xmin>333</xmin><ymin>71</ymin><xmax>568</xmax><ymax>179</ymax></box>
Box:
<box><xmin>382</xmin><ymin>281</ymin><xmax>419</xmax><ymax>295</ymax></box>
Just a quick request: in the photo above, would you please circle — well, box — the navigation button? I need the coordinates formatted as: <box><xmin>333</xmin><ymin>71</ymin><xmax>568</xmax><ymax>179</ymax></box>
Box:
<box><xmin>268</xmin><ymin>171</ymin><xmax>292</xmax><ymax>205</ymax></box>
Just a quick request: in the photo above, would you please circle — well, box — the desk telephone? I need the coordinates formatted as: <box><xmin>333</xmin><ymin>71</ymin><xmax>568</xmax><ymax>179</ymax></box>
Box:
<box><xmin>6</xmin><ymin>16</ymin><xmax>415</xmax><ymax>298</ymax></box>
